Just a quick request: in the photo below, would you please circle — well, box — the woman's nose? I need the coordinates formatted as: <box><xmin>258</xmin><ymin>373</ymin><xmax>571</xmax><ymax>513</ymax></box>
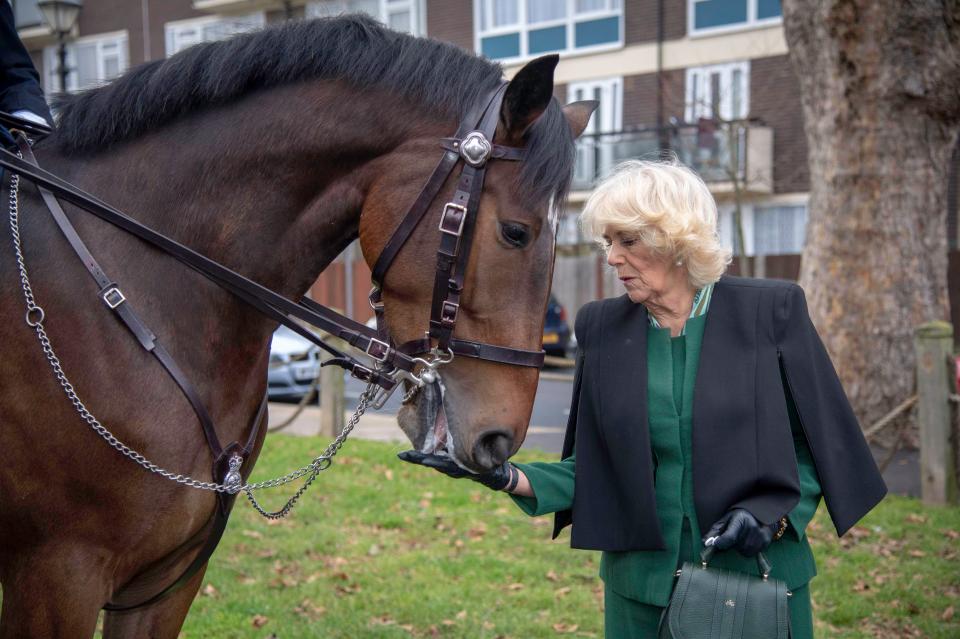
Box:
<box><xmin>607</xmin><ymin>245</ymin><xmax>623</xmax><ymax>267</ymax></box>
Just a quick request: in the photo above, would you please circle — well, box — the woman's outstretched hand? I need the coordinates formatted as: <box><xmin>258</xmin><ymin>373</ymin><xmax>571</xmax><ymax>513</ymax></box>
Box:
<box><xmin>397</xmin><ymin>450</ymin><xmax>515</xmax><ymax>491</ymax></box>
<box><xmin>702</xmin><ymin>508</ymin><xmax>779</xmax><ymax>557</ymax></box>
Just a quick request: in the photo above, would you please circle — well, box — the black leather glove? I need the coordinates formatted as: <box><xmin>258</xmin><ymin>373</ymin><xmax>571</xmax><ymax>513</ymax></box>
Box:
<box><xmin>397</xmin><ymin>450</ymin><xmax>515</xmax><ymax>491</ymax></box>
<box><xmin>702</xmin><ymin>508</ymin><xmax>779</xmax><ymax>557</ymax></box>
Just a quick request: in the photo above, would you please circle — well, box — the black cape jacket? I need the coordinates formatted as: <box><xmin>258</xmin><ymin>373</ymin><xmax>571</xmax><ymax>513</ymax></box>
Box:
<box><xmin>553</xmin><ymin>275</ymin><xmax>887</xmax><ymax>551</ymax></box>
<box><xmin>0</xmin><ymin>2</ymin><xmax>53</xmax><ymax>125</ymax></box>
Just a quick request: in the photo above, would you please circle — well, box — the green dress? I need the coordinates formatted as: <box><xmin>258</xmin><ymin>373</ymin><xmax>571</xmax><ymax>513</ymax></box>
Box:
<box><xmin>510</xmin><ymin>312</ymin><xmax>822</xmax><ymax>638</ymax></box>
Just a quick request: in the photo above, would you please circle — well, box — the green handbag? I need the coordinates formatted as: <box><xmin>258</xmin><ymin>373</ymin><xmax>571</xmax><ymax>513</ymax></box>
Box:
<box><xmin>657</xmin><ymin>546</ymin><xmax>792</xmax><ymax>639</ymax></box>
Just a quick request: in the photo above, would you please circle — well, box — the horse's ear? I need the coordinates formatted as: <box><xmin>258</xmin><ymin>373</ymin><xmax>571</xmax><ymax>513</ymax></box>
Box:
<box><xmin>501</xmin><ymin>54</ymin><xmax>559</xmax><ymax>137</ymax></box>
<box><xmin>562</xmin><ymin>100</ymin><xmax>598</xmax><ymax>139</ymax></box>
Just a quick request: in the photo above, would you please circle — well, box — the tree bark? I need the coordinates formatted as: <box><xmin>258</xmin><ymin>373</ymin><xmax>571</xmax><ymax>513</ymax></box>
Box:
<box><xmin>782</xmin><ymin>0</ymin><xmax>960</xmax><ymax>444</ymax></box>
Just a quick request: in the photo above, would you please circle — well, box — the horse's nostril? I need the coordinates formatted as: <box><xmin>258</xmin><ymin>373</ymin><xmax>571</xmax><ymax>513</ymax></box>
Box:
<box><xmin>473</xmin><ymin>430</ymin><xmax>514</xmax><ymax>470</ymax></box>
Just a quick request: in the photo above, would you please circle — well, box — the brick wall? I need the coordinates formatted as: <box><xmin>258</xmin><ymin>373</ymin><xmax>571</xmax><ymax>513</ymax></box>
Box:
<box><xmin>426</xmin><ymin>0</ymin><xmax>473</xmax><ymax>51</ymax></box>
<box><xmin>664</xmin><ymin>0</ymin><xmax>687</xmax><ymax>41</ymax></box>
<box><xmin>625</xmin><ymin>0</ymin><xmax>686</xmax><ymax>46</ymax></box>
<box><xmin>749</xmin><ymin>55</ymin><xmax>809</xmax><ymax>194</ymax></box>
<box><xmin>622</xmin><ymin>68</ymin><xmax>684</xmax><ymax>128</ymax></box>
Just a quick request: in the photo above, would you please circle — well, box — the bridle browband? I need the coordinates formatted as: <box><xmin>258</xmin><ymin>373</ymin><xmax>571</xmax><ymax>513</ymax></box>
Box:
<box><xmin>0</xmin><ymin>81</ymin><xmax>547</xmax><ymax>410</ymax></box>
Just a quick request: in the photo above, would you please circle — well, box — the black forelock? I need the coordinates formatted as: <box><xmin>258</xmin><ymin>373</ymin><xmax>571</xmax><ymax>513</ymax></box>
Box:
<box><xmin>48</xmin><ymin>14</ymin><xmax>575</xmax><ymax>207</ymax></box>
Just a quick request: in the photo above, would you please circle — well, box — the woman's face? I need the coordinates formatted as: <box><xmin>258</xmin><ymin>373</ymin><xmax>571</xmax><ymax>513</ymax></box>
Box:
<box><xmin>602</xmin><ymin>228</ymin><xmax>681</xmax><ymax>305</ymax></box>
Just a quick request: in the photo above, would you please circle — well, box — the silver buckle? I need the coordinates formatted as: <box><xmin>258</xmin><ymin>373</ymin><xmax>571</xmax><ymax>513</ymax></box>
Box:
<box><xmin>440</xmin><ymin>301</ymin><xmax>459</xmax><ymax>325</ymax></box>
<box><xmin>351</xmin><ymin>364</ymin><xmax>374</xmax><ymax>382</ymax></box>
<box><xmin>101</xmin><ymin>286</ymin><xmax>126</xmax><ymax>309</ymax></box>
<box><xmin>438</xmin><ymin>203</ymin><xmax>467</xmax><ymax>237</ymax></box>
<box><xmin>365</xmin><ymin>338</ymin><xmax>390</xmax><ymax>363</ymax></box>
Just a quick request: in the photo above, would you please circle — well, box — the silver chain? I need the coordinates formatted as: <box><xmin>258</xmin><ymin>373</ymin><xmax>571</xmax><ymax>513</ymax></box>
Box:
<box><xmin>244</xmin><ymin>388</ymin><xmax>371</xmax><ymax>518</ymax></box>
<box><xmin>7</xmin><ymin>162</ymin><xmax>373</xmax><ymax>514</ymax></box>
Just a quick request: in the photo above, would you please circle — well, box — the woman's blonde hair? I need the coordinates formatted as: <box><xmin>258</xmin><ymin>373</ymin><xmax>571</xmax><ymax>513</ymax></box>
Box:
<box><xmin>580</xmin><ymin>158</ymin><xmax>731</xmax><ymax>288</ymax></box>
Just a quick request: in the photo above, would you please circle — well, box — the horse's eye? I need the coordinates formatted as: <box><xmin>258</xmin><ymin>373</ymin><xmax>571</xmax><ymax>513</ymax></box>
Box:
<box><xmin>499</xmin><ymin>221</ymin><xmax>530</xmax><ymax>248</ymax></box>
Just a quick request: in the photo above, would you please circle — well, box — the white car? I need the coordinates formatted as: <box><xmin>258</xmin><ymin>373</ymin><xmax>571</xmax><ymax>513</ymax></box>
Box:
<box><xmin>267</xmin><ymin>326</ymin><xmax>321</xmax><ymax>401</ymax></box>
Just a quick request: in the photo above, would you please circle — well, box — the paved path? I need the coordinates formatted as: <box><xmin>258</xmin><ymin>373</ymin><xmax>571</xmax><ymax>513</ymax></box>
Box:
<box><xmin>266</xmin><ymin>402</ymin><xmax>405</xmax><ymax>442</ymax></box>
<box><xmin>267</xmin><ymin>402</ymin><xmax>921</xmax><ymax>498</ymax></box>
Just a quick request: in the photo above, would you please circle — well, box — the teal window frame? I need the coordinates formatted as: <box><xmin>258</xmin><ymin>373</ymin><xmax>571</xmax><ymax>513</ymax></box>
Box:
<box><xmin>474</xmin><ymin>0</ymin><xmax>623</xmax><ymax>63</ymax></box>
<box><xmin>574</xmin><ymin>16</ymin><xmax>620</xmax><ymax>48</ymax></box>
<box><xmin>480</xmin><ymin>32</ymin><xmax>521</xmax><ymax>59</ymax></box>
<box><xmin>528</xmin><ymin>25</ymin><xmax>567</xmax><ymax>54</ymax></box>
<box><xmin>689</xmin><ymin>0</ymin><xmax>782</xmax><ymax>36</ymax></box>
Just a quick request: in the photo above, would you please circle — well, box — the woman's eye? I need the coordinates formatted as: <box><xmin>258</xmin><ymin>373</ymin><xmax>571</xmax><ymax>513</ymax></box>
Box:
<box><xmin>499</xmin><ymin>222</ymin><xmax>531</xmax><ymax>248</ymax></box>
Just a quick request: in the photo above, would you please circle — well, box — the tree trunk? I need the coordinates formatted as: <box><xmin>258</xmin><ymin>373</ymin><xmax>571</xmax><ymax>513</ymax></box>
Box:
<box><xmin>782</xmin><ymin>0</ymin><xmax>960</xmax><ymax>444</ymax></box>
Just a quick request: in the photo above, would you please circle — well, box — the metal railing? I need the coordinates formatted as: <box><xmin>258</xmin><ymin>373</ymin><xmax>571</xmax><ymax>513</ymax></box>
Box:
<box><xmin>571</xmin><ymin>120</ymin><xmax>755</xmax><ymax>192</ymax></box>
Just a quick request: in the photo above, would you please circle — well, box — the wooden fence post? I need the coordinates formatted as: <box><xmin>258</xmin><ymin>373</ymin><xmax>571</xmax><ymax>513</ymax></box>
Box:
<box><xmin>915</xmin><ymin>321</ymin><xmax>959</xmax><ymax>505</ymax></box>
<box><xmin>320</xmin><ymin>337</ymin><xmax>346</xmax><ymax>438</ymax></box>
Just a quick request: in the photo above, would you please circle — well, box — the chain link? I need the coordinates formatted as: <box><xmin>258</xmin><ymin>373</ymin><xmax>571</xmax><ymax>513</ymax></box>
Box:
<box><xmin>7</xmin><ymin>164</ymin><xmax>374</xmax><ymax>513</ymax></box>
<box><xmin>244</xmin><ymin>389</ymin><xmax>371</xmax><ymax>518</ymax></box>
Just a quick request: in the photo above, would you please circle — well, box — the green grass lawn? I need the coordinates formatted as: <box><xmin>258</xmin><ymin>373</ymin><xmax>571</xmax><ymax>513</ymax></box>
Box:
<box><xmin>172</xmin><ymin>435</ymin><xmax>960</xmax><ymax>638</ymax></box>
<box><xmin>3</xmin><ymin>434</ymin><xmax>955</xmax><ymax>637</ymax></box>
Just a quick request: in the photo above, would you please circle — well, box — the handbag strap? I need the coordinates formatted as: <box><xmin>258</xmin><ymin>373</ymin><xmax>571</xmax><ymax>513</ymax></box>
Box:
<box><xmin>700</xmin><ymin>546</ymin><xmax>773</xmax><ymax>580</ymax></box>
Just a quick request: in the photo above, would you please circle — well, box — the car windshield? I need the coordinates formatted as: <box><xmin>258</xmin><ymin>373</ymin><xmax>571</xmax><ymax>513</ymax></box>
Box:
<box><xmin>274</xmin><ymin>325</ymin><xmax>301</xmax><ymax>339</ymax></box>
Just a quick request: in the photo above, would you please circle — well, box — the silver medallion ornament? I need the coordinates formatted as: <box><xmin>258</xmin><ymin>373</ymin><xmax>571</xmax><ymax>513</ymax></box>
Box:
<box><xmin>459</xmin><ymin>131</ymin><xmax>492</xmax><ymax>167</ymax></box>
<box><xmin>224</xmin><ymin>455</ymin><xmax>243</xmax><ymax>493</ymax></box>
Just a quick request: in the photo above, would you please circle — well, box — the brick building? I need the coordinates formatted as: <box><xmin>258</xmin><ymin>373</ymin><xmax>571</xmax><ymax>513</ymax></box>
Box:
<box><xmin>11</xmin><ymin>0</ymin><xmax>959</xmax><ymax>319</ymax></box>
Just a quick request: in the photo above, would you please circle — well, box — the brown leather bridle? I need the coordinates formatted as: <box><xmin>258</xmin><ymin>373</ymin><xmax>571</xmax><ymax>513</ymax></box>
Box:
<box><xmin>364</xmin><ymin>80</ymin><xmax>547</xmax><ymax>407</ymax></box>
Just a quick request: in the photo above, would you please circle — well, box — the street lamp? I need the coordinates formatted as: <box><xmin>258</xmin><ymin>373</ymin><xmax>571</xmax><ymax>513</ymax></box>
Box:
<box><xmin>37</xmin><ymin>0</ymin><xmax>83</xmax><ymax>94</ymax></box>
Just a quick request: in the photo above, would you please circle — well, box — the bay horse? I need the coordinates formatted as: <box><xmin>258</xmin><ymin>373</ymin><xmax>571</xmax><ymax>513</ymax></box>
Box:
<box><xmin>0</xmin><ymin>15</ymin><xmax>594</xmax><ymax>638</ymax></box>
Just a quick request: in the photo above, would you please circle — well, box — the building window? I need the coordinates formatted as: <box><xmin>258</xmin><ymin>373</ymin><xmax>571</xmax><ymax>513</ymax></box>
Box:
<box><xmin>43</xmin><ymin>32</ymin><xmax>128</xmax><ymax>94</ymax></box>
<box><xmin>11</xmin><ymin>0</ymin><xmax>43</xmax><ymax>29</ymax></box>
<box><xmin>689</xmin><ymin>0</ymin><xmax>781</xmax><ymax>35</ymax></box>
<box><xmin>475</xmin><ymin>0</ymin><xmax>622</xmax><ymax>63</ymax></box>
<box><xmin>307</xmin><ymin>0</ymin><xmax>425</xmax><ymax>36</ymax></box>
<box><xmin>720</xmin><ymin>204</ymin><xmax>807</xmax><ymax>256</ymax></box>
<box><xmin>685</xmin><ymin>61</ymin><xmax>749</xmax><ymax>122</ymax></box>
<box><xmin>754</xmin><ymin>204</ymin><xmax>807</xmax><ymax>254</ymax></box>
<box><xmin>568</xmin><ymin>77</ymin><xmax>622</xmax><ymax>191</ymax></box>
<box><xmin>164</xmin><ymin>13</ymin><xmax>265</xmax><ymax>56</ymax></box>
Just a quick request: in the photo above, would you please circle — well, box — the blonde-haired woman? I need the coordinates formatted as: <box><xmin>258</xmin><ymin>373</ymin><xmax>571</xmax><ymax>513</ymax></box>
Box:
<box><xmin>400</xmin><ymin>159</ymin><xmax>886</xmax><ymax>638</ymax></box>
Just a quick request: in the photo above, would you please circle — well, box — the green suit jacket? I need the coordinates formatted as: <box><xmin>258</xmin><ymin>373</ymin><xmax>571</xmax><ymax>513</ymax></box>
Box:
<box><xmin>511</xmin><ymin>312</ymin><xmax>822</xmax><ymax>606</ymax></box>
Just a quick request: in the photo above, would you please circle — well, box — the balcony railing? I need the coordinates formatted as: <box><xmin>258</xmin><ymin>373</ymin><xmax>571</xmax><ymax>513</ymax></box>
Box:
<box><xmin>571</xmin><ymin>120</ymin><xmax>773</xmax><ymax>196</ymax></box>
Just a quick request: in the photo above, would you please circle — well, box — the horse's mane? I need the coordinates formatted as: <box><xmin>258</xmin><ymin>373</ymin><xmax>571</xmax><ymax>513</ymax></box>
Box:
<box><xmin>48</xmin><ymin>14</ymin><xmax>574</xmax><ymax>206</ymax></box>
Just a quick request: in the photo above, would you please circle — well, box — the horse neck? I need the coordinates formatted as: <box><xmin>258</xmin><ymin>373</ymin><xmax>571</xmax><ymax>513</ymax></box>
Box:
<box><xmin>45</xmin><ymin>82</ymin><xmax>443</xmax><ymax>301</ymax></box>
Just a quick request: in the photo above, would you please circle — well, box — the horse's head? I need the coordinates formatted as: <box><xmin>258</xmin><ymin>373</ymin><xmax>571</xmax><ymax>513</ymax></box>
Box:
<box><xmin>359</xmin><ymin>55</ymin><xmax>595</xmax><ymax>472</ymax></box>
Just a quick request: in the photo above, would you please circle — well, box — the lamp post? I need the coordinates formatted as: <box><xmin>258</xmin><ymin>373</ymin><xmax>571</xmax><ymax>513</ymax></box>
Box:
<box><xmin>38</xmin><ymin>0</ymin><xmax>83</xmax><ymax>94</ymax></box>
